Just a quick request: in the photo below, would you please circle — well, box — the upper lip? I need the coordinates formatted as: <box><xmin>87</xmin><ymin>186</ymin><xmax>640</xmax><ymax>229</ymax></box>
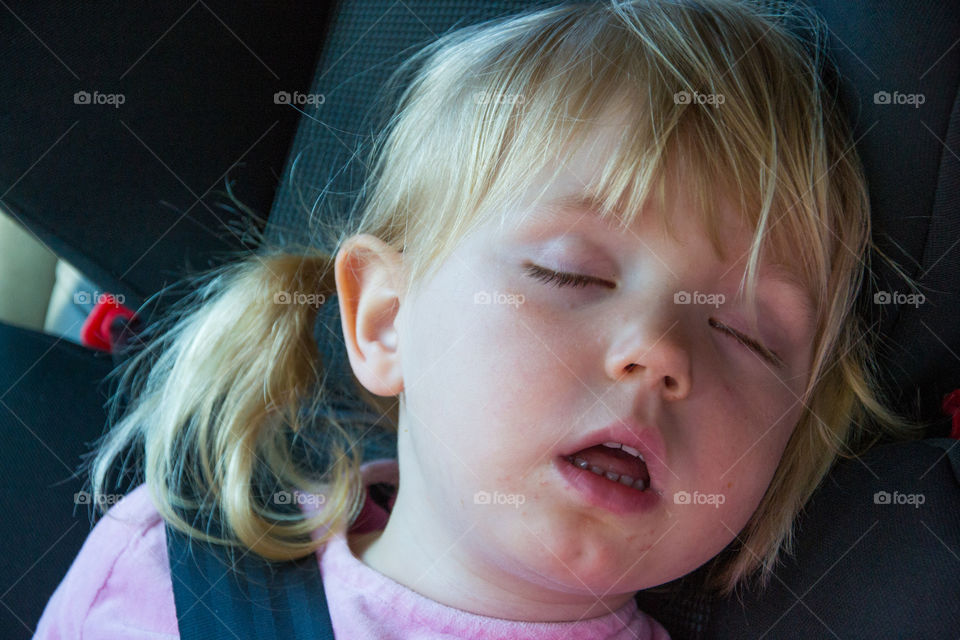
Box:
<box><xmin>560</xmin><ymin>417</ymin><xmax>667</xmax><ymax>490</ymax></box>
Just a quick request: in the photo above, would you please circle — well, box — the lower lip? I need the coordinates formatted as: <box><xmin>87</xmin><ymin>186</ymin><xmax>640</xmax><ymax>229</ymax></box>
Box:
<box><xmin>554</xmin><ymin>456</ymin><xmax>661</xmax><ymax>516</ymax></box>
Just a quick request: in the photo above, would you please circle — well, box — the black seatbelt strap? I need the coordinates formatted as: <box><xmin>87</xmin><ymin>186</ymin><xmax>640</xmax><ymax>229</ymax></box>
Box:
<box><xmin>166</xmin><ymin>523</ymin><xmax>336</xmax><ymax>639</ymax></box>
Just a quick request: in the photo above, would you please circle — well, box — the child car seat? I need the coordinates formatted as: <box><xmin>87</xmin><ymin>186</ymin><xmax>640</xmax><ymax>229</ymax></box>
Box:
<box><xmin>2</xmin><ymin>1</ymin><xmax>957</xmax><ymax>639</ymax></box>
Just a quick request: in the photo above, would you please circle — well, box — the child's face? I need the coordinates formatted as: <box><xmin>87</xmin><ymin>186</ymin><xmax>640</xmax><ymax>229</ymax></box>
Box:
<box><xmin>338</xmin><ymin>114</ymin><xmax>817</xmax><ymax>616</ymax></box>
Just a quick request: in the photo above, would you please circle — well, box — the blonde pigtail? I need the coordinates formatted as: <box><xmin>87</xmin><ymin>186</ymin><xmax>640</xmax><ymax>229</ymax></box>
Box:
<box><xmin>89</xmin><ymin>247</ymin><xmax>380</xmax><ymax>560</ymax></box>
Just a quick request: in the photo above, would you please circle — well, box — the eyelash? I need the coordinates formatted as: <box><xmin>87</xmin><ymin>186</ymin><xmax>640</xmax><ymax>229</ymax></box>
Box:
<box><xmin>525</xmin><ymin>263</ymin><xmax>784</xmax><ymax>368</ymax></box>
<box><xmin>524</xmin><ymin>263</ymin><xmax>616</xmax><ymax>289</ymax></box>
<box><xmin>708</xmin><ymin>318</ymin><xmax>784</xmax><ymax>368</ymax></box>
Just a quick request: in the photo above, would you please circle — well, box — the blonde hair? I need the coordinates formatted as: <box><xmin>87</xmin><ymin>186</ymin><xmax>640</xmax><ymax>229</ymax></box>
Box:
<box><xmin>89</xmin><ymin>0</ymin><xmax>923</xmax><ymax>600</ymax></box>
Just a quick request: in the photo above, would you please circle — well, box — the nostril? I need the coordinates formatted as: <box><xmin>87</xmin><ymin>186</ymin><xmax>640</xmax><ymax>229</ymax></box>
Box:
<box><xmin>664</xmin><ymin>375</ymin><xmax>678</xmax><ymax>391</ymax></box>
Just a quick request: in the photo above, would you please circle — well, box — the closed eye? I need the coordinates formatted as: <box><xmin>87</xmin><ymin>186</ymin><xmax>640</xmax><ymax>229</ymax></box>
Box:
<box><xmin>709</xmin><ymin>317</ymin><xmax>784</xmax><ymax>369</ymax></box>
<box><xmin>525</xmin><ymin>263</ymin><xmax>784</xmax><ymax>368</ymax></box>
<box><xmin>524</xmin><ymin>263</ymin><xmax>616</xmax><ymax>289</ymax></box>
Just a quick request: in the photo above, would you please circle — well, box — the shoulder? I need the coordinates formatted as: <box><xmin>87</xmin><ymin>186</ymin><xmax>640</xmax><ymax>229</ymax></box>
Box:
<box><xmin>34</xmin><ymin>484</ymin><xmax>179</xmax><ymax>639</ymax></box>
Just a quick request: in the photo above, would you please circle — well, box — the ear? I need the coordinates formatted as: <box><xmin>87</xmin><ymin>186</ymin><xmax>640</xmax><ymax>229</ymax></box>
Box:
<box><xmin>334</xmin><ymin>234</ymin><xmax>405</xmax><ymax>397</ymax></box>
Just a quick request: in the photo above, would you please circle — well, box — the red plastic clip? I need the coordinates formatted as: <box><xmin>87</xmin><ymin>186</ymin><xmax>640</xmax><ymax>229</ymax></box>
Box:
<box><xmin>80</xmin><ymin>294</ymin><xmax>137</xmax><ymax>352</ymax></box>
<box><xmin>942</xmin><ymin>390</ymin><xmax>960</xmax><ymax>440</ymax></box>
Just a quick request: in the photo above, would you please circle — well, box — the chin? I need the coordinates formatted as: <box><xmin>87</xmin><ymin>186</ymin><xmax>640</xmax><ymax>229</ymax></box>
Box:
<box><xmin>524</xmin><ymin>530</ymin><xmax>651</xmax><ymax>588</ymax></box>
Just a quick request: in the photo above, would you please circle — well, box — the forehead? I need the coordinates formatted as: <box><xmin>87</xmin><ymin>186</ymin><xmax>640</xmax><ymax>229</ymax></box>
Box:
<box><xmin>503</xmin><ymin>188</ymin><xmax>741</xmax><ymax>251</ymax></box>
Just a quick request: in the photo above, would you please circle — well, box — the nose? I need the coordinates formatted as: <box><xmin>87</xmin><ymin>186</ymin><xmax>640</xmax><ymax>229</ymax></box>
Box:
<box><xmin>605</xmin><ymin>318</ymin><xmax>692</xmax><ymax>401</ymax></box>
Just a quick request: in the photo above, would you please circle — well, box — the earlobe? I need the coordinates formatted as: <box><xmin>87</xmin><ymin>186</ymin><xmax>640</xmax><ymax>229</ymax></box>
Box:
<box><xmin>334</xmin><ymin>234</ymin><xmax>405</xmax><ymax>397</ymax></box>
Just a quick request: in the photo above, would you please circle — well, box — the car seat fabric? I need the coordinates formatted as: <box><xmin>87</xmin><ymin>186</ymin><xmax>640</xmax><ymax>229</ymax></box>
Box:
<box><xmin>0</xmin><ymin>1</ymin><xmax>331</xmax><ymax>318</ymax></box>
<box><xmin>636</xmin><ymin>438</ymin><xmax>960</xmax><ymax>638</ymax></box>
<box><xmin>0</xmin><ymin>323</ymin><xmax>118</xmax><ymax>636</ymax></box>
<box><xmin>809</xmin><ymin>0</ymin><xmax>960</xmax><ymax>443</ymax></box>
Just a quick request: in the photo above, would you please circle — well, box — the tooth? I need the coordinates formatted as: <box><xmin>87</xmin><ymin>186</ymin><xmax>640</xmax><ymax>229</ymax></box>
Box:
<box><xmin>604</xmin><ymin>471</ymin><xmax>620</xmax><ymax>482</ymax></box>
<box><xmin>619</xmin><ymin>475</ymin><xmax>634</xmax><ymax>486</ymax></box>
<box><xmin>590</xmin><ymin>465</ymin><xmax>604</xmax><ymax>475</ymax></box>
<box><xmin>633</xmin><ymin>477</ymin><xmax>646</xmax><ymax>491</ymax></box>
<box><xmin>620</xmin><ymin>444</ymin><xmax>644</xmax><ymax>461</ymax></box>
<box><xmin>602</xmin><ymin>441</ymin><xmax>621</xmax><ymax>449</ymax></box>
<box><xmin>573</xmin><ymin>457</ymin><xmax>589</xmax><ymax>469</ymax></box>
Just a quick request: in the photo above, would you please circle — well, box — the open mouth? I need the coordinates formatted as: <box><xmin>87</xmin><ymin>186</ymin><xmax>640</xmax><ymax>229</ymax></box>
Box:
<box><xmin>555</xmin><ymin>442</ymin><xmax>660</xmax><ymax>516</ymax></box>
<box><xmin>562</xmin><ymin>441</ymin><xmax>651</xmax><ymax>492</ymax></box>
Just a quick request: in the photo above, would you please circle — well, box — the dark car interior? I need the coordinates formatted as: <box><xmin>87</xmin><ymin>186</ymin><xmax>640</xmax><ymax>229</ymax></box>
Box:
<box><xmin>1</xmin><ymin>1</ymin><xmax>958</xmax><ymax>638</ymax></box>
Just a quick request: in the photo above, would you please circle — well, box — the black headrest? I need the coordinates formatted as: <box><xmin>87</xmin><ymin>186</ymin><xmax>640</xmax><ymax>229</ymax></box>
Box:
<box><xmin>266</xmin><ymin>0</ymin><xmax>960</xmax><ymax>438</ymax></box>
<box><xmin>0</xmin><ymin>2</ymin><xmax>331</xmax><ymax>316</ymax></box>
<box><xmin>801</xmin><ymin>0</ymin><xmax>960</xmax><ymax>438</ymax></box>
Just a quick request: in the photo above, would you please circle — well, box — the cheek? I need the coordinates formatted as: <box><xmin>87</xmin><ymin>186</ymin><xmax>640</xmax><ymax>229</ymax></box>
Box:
<box><xmin>680</xmin><ymin>380</ymin><xmax>801</xmax><ymax>523</ymax></box>
<box><xmin>461</xmin><ymin>305</ymin><xmax>576</xmax><ymax>445</ymax></box>
<box><xmin>401</xmin><ymin>284</ymin><xmax>570</xmax><ymax>465</ymax></box>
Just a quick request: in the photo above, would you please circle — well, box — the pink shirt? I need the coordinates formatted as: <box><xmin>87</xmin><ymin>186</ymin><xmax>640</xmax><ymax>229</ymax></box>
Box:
<box><xmin>35</xmin><ymin>459</ymin><xmax>671</xmax><ymax>639</ymax></box>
